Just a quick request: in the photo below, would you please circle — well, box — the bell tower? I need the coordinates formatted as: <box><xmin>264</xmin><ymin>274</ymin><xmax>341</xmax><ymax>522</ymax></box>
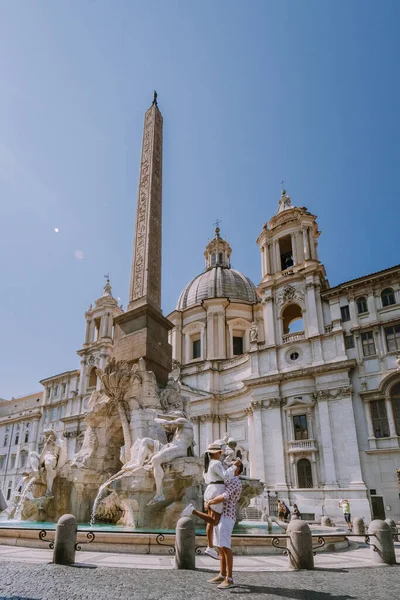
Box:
<box><xmin>77</xmin><ymin>278</ymin><xmax>123</xmax><ymax>396</ymax></box>
<box><xmin>256</xmin><ymin>190</ymin><xmax>327</xmax><ymax>346</ymax></box>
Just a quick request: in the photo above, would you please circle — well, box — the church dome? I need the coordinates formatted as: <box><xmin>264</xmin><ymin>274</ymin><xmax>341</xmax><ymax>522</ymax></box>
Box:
<box><xmin>176</xmin><ymin>228</ymin><xmax>259</xmax><ymax>310</ymax></box>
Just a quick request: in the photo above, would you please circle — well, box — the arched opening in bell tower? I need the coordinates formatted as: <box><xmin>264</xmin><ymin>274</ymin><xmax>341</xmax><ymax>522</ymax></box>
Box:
<box><xmin>279</xmin><ymin>235</ymin><xmax>294</xmax><ymax>271</ymax></box>
<box><xmin>282</xmin><ymin>304</ymin><xmax>304</xmax><ymax>334</ymax></box>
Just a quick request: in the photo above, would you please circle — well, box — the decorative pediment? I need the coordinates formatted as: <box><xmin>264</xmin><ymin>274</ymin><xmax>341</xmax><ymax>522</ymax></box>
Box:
<box><xmin>227</xmin><ymin>317</ymin><xmax>251</xmax><ymax>329</ymax></box>
<box><xmin>183</xmin><ymin>321</ymin><xmax>205</xmax><ymax>335</ymax></box>
<box><xmin>286</xmin><ymin>395</ymin><xmax>313</xmax><ymax>408</ymax></box>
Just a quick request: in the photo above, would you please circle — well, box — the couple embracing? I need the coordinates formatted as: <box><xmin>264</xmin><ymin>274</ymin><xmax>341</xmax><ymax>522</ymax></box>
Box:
<box><xmin>182</xmin><ymin>442</ymin><xmax>243</xmax><ymax>590</ymax></box>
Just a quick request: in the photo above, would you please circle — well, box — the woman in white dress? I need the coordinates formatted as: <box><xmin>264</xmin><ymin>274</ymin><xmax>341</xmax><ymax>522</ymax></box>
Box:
<box><xmin>182</xmin><ymin>442</ymin><xmax>235</xmax><ymax>559</ymax></box>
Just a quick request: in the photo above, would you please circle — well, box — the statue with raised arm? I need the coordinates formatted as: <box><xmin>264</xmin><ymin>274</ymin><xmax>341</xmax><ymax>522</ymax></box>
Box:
<box><xmin>29</xmin><ymin>429</ymin><xmax>67</xmax><ymax>496</ymax></box>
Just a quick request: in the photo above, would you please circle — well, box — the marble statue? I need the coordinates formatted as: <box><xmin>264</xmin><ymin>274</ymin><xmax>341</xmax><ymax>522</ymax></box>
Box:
<box><xmin>396</xmin><ymin>352</ymin><xmax>400</xmax><ymax>370</ymax></box>
<box><xmin>29</xmin><ymin>429</ymin><xmax>67</xmax><ymax>496</ymax></box>
<box><xmin>101</xmin><ymin>410</ymin><xmax>194</xmax><ymax>505</ymax></box>
<box><xmin>250</xmin><ymin>322</ymin><xmax>259</xmax><ymax>343</ymax></box>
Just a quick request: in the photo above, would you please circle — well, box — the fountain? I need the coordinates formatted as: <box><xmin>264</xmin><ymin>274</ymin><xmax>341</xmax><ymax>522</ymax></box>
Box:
<box><xmin>1</xmin><ymin>356</ymin><xmax>263</xmax><ymax>532</ymax></box>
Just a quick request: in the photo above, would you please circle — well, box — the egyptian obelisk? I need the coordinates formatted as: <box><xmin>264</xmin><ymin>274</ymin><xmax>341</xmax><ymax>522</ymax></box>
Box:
<box><xmin>113</xmin><ymin>93</ymin><xmax>172</xmax><ymax>384</ymax></box>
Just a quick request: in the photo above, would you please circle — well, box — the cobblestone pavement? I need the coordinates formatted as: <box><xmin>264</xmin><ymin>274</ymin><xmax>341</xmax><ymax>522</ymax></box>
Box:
<box><xmin>0</xmin><ymin>561</ymin><xmax>399</xmax><ymax>600</ymax></box>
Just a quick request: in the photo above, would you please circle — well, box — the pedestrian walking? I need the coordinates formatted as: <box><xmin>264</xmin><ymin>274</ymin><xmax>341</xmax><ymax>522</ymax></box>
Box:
<box><xmin>339</xmin><ymin>499</ymin><xmax>352</xmax><ymax>531</ymax></box>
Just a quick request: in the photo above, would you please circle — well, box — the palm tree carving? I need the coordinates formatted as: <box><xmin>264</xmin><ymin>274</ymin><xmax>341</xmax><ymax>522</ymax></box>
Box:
<box><xmin>96</xmin><ymin>358</ymin><xmax>134</xmax><ymax>464</ymax></box>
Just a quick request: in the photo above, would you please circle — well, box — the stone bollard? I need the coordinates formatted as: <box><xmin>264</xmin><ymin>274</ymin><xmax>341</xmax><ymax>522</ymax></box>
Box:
<box><xmin>321</xmin><ymin>516</ymin><xmax>332</xmax><ymax>527</ymax></box>
<box><xmin>53</xmin><ymin>514</ymin><xmax>77</xmax><ymax>566</ymax></box>
<box><xmin>385</xmin><ymin>518</ymin><xmax>399</xmax><ymax>543</ymax></box>
<box><xmin>353</xmin><ymin>517</ymin><xmax>365</xmax><ymax>535</ymax></box>
<box><xmin>174</xmin><ymin>517</ymin><xmax>195</xmax><ymax>570</ymax></box>
<box><xmin>368</xmin><ymin>519</ymin><xmax>396</xmax><ymax>565</ymax></box>
<box><xmin>287</xmin><ymin>519</ymin><xmax>314</xmax><ymax>570</ymax></box>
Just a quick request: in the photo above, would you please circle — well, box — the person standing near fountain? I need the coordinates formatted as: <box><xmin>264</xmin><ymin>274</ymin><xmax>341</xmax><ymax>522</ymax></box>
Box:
<box><xmin>182</xmin><ymin>444</ymin><xmax>236</xmax><ymax>559</ymax></box>
<box><xmin>205</xmin><ymin>459</ymin><xmax>243</xmax><ymax>589</ymax></box>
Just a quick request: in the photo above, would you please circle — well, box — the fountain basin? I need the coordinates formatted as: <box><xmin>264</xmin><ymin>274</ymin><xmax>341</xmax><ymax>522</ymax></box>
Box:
<box><xmin>0</xmin><ymin>521</ymin><xmax>349</xmax><ymax>556</ymax></box>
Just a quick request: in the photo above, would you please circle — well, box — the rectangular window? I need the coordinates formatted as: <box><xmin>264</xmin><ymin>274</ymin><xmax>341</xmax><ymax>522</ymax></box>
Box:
<box><xmin>24</xmin><ymin>431</ymin><xmax>29</xmax><ymax>444</ymax></box>
<box><xmin>62</xmin><ymin>383</ymin><xmax>66</xmax><ymax>395</ymax></box>
<box><xmin>192</xmin><ymin>339</ymin><xmax>201</xmax><ymax>359</ymax></box>
<box><xmin>51</xmin><ymin>407</ymin><xmax>58</xmax><ymax>422</ymax></box>
<box><xmin>293</xmin><ymin>414</ymin><xmax>308</xmax><ymax>440</ymax></box>
<box><xmin>14</xmin><ymin>433</ymin><xmax>19</xmax><ymax>445</ymax></box>
<box><xmin>3</xmin><ymin>436</ymin><xmax>8</xmax><ymax>447</ymax></box>
<box><xmin>0</xmin><ymin>455</ymin><xmax>5</xmax><ymax>470</ymax></box>
<box><xmin>10</xmin><ymin>454</ymin><xmax>16</xmax><ymax>469</ymax></box>
<box><xmin>233</xmin><ymin>336</ymin><xmax>244</xmax><ymax>356</ymax></box>
<box><xmin>20</xmin><ymin>453</ymin><xmax>27</xmax><ymax>468</ymax></box>
<box><xmin>384</xmin><ymin>324</ymin><xmax>400</xmax><ymax>352</ymax></box>
<box><xmin>6</xmin><ymin>481</ymin><xmax>12</xmax><ymax>501</ymax></box>
<box><xmin>344</xmin><ymin>335</ymin><xmax>355</xmax><ymax>349</ymax></box>
<box><xmin>370</xmin><ymin>400</ymin><xmax>389</xmax><ymax>438</ymax></box>
<box><xmin>340</xmin><ymin>306</ymin><xmax>350</xmax><ymax>322</ymax></box>
<box><xmin>60</xmin><ymin>405</ymin><xmax>66</xmax><ymax>419</ymax></box>
<box><xmin>54</xmin><ymin>385</ymin><xmax>59</xmax><ymax>398</ymax></box>
<box><xmin>361</xmin><ymin>331</ymin><xmax>376</xmax><ymax>356</ymax></box>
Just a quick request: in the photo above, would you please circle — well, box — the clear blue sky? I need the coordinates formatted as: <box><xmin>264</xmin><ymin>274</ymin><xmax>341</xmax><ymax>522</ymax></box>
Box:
<box><xmin>1</xmin><ymin>1</ymin><xmax>399</xmax><ymax>398</ymax></box>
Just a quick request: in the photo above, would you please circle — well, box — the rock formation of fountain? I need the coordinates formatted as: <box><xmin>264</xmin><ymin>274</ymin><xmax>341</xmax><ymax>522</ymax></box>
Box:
<box><xmin>2</xmin><ymin>357</ymin><xmax>264</xmax><ymax>529</ymax></box>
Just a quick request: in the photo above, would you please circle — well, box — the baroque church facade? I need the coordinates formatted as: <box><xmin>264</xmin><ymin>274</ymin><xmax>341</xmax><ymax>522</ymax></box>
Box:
<box><xmin>168</xmin><ymin>192</ymin><xmax>400</xmax><ymax>522</ymax></box>
<box><xmin>1</xmin><ymin>99</ymin><xmax>400</xmax><ymax>523</ymax></box>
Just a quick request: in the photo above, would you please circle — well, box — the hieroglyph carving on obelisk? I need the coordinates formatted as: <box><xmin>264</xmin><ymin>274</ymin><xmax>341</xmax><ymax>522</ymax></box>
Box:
<box><xmin>128</xmin><ymin>100</ymin><xmax>163</xmax><ymax>311</ymax></box>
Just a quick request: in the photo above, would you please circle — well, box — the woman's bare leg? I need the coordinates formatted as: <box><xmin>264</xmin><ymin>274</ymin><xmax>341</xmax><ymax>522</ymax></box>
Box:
<box><xmin>191</xmin><ymin>508</ymin><xmax>220</xmax><ymax>548</ymax></box>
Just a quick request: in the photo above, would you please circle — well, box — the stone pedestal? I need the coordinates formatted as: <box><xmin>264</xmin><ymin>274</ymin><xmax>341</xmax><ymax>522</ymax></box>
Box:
<box><xmin>113</xmin><ymin>304</ymin><xmax>173</xmax><ymax>385</ymax></box>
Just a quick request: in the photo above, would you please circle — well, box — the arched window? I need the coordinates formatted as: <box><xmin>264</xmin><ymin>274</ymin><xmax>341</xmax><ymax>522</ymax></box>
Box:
<box><xmin>282</xmin><ymin>304</ymin><xmax>304</xmax><ymax>334</ymax></box>
<box><xmin>356</xmin><ymin>296</ymin><xmax>368</xmax><ymax>314</ymax></box>
<box><xmin>88</xmin><ymin>367</ymin><xmax>97</xmax><ymax>388</ymax></box>
<box><xmin>381</xmin><ymin>288</ymin><xmax>396</xmax><ymax>307</ymax></box>
<box><xmin>390</xmin><ymin>382</ymin><xmax>400</xmax><ymax>435</ymax></box>
<box><xmin>297</xmin><ymin>458</ymin><xmax>313</xmax><ymax>488</ymax></box>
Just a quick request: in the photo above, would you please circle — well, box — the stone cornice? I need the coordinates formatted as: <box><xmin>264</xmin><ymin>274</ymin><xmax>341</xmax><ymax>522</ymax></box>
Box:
<box><xmin>39</xmin><ymin>370</ymin><xmax>80</xmax><ymax>384</ymax></box>
<box><xmin>242</xmin><ymin>359</ymin><xmax>356</xmax><ymax>389</ymax></box>
<box><xmin>321</xmin><ymin>265</ymin><xmax>400</xmax><ymax>299</ymax></box>
<box><xmin>0</xmin><ymin>409</ymin><xmax>42</xmax><ymax>426</ymax></box>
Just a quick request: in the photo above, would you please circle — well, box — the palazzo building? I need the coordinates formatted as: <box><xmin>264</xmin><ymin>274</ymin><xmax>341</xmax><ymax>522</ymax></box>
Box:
<box><xmin>1</xmin><ymin>97</ymin><xmax>399</xmax><ymax>523</ymax></box>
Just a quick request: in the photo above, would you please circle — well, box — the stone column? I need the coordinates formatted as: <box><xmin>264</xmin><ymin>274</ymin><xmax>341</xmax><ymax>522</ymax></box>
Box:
<box><xmin>306</xmin><ymin>282</ymin><xmax>320</xmax><ymax>336</ymax></box>
<box><xmin>339</xmin><ymin>394</ymin><xmax>365</xmax><ymax>487</ymax></box>
<box><xmin>302</xmin><ymin>227</ymin><xmax>310</xmax><ymax>260</ymax></box>
<box><xmin>385</xmin><ymin>394</ymin><xmax>398</xmax><ymax>438</ymax></box>
<box><xmin>367</xmin><ymin>292</ymin><xmax>378</xmax><ymax>321</ymax></box>
<box><xmin>251</xmin><ymin>401</ymin><xmax>266</xmax><ymax>481</ymax></box>
<box><xmin>364</xmin><ymin>401</ymin><xmax>377</xmax><ymax>448</ymax></box>
<box><xmin>84</xmin><ymin>320</ymin><xmax>91</xmax><ymax>344</ymax></box>
<box><xmin>184</xmin><ymin>334</ymin><xmax>190</xmax><ymax>363</ymax></box>
<box><xmin>262</xmin><ymin>296</ymin><xmax>276</xmax><ymax>346</ymax></box>
<box><xmin>246</xmin><ymin>408</ymin><xmax>256</xmax><ymax>478</ymax></box>
<box><xmin>316</xmin><ymin>397</ymin><xmax>338</xmax><ymax>487</ymax></box>
<box><xmin>207</xmin><ymin>312</ymin><xmax>215</xmax><ymax>359</ymax></box>
<box><xmin>268</xmin><ymin>399</ymin><xmax>287</xmax><ymax>488</ymax></box>
<box><xmin>274</xmin><ymin>240</ymin><xmax>281</xmax><ymax>273</ymax></box>
<box><xmin>260</xmin><ymin>246</ymin><xmax>266</xmax><ymax>277</ymax></box>
<box><xmin>266</xmin><ymin>244</ymin><xmax>271</xmax><ymax>275</ymax></box>
<box><xmin>291</xmin><ymin>233</ymin><xmax>297</xmax><ymax>265</ymax></box>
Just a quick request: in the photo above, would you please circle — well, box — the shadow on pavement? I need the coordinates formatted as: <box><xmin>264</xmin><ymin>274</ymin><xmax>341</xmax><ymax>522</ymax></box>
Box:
<box><xmin>229</xmin><ymin>587</ymin><xmax>356</xmax><ymax>599</ymax></box>
<box><xmin>0</xmin><ymin>597</ymin><xmax>40</xmax><ymax>600</ymax></box>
